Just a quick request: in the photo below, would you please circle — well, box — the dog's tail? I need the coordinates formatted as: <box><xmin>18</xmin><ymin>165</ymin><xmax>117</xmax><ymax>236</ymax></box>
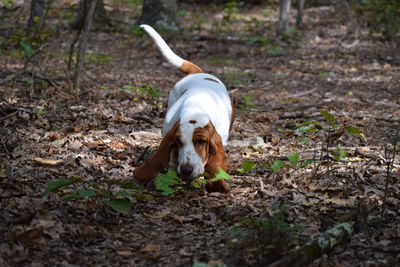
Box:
<box><xmin>140</xmin><ymin>24</ymin><xmax>203</xmax><ymax>75</ymax></box>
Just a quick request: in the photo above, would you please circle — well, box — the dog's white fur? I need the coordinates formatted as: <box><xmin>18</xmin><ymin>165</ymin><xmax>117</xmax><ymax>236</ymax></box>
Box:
<box><xmin>139</xmin><ymin>24</ymin><xmax>185</xmax><ymax>69</ymax></box>
<box><xmin>139</xmin><ymin>25</ymin><xmax>232</xmax><ymax>179</ymax></box>
<box><xmin>164</xmin><ymin>73</ymin><xmax>232</xmax><ymax>177</ymax></box>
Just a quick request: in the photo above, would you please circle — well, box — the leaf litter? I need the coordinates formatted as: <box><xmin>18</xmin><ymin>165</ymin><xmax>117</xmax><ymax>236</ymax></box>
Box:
<box><xmin>1</xmin><ymin>2</ymin><xmax>400</xmax><ymax>266</ymax></box>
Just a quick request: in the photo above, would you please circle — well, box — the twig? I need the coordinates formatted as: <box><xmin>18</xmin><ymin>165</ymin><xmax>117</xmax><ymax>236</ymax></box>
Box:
<box><xmin>73</xmin><ymin>0</ymin><xmax>97</xmax><ymax>95</ymax></box>
<box><xmin>378</xmin><ymin>121</ymin><xmax>400</xmax><ymax>232</ymax></box>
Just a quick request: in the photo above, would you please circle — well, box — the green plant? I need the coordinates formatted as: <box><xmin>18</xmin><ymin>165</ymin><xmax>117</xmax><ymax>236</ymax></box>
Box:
<box><xmin>224</xmin><ymin>72</ymin><xmax>252</xmax><ymax>87</ymax></box>
<box><xmin>0</xmin><ymin>161</ymin><xmax>12</xmax><ymax>178</ymax></box>
<box><xmin>155</xmin><ymin>169</ymin><xmax>183</xmax><ymax>196</ymax></box>
<box><xmin>264</xmin><ymin>152</ymin><xmax>314</xmax><ymax>173</ymax></box>
<box><xmin>122</xmin><ymin>83</ymin><xmax>160</xmax><ymax>98</ymax></box>
<box><xmin>353</xmin><ymin>0</ymin><xmax>400</xmax><ymax>40</ymax></box>
<box><xmin>86</xmin><ymin>53</ymin><xmax>110</xmax><ymax>64</ymax></box>
<box><xmin>237</xmin><ymin>161</ymin><xmax>256</xmax><ymax>173</ymax></box>
<box><xmin>320</xmin><ymin>109</ymin><xmax>365</xmax><ymax>161</ymax></box>
<box><xmin>280</xmin><ymin>27</ymin><xmax>303</xmax><ymax>43</ymax></box>
<box><xmin>156</xmin><ymin>168</ymin><xmax>232</xmax><ymax>196</ymax></box>
<box><xmin>223</xmin><ymin>0</ymin><xmax>243</xmax><ymax>22</ymax></box>
<box><xmin>44</xmin><ymin>177</ymin><xmax>150</xmax><ymax>213</ymax></box>
<box><xmin>238</xmin><ymin>95</ymin><xmax>255</xmax><ymax>110</ymax></box>
<box><xmin>228</xmin><ymin>201</ymin><xmax>304</xmax><ymax>265</ymax></box>
<box><xmin>244</xmin><ymin>36</ymin><xmax>269</xmax><ymax>45</ymax></box>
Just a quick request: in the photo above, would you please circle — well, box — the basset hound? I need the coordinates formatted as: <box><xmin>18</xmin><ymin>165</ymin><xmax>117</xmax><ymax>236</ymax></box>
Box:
<box><xmin>133</xmin><ymin>25</ymin><xmax>234</xmax><ymax>192</ymax></box>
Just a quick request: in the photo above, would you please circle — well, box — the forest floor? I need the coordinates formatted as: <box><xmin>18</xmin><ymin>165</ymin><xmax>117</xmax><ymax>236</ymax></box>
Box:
<box><xmin>1</xmin><ymin>2</ymin><xmax>400</xmax><ymax>266</ymax></box>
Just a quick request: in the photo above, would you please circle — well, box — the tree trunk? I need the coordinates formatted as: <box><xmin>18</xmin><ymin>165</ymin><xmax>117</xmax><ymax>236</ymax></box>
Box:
<box><xmin>277</xmin><ymin>0</ymin><xmax>291</xmax><ymax>36</ymax></box>
<box><xmin>296</xmin><ymin>0</ymin><xmax>305</xmax><ymax>28</ymax></box>
<box><xmin>73</xmin><ymin>0</ymin><xmax>97</xmax><ymax>93</ymax></box>
<box><xmin>74</xmin><ymin>0</ymin><xmax>109</xmax><ymax>30</ymax></box>
<box><xmin>27</xmin><ymin>0</ymin><xmax>47</xmax><ymax>32</ymax></box>
<box><xmin>138</xmin><ymin>0</ymin><xmax>179</xmax><ymax>35</ymax></box>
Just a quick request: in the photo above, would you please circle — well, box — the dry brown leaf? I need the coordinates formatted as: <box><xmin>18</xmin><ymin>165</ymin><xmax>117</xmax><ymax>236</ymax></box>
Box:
<box><xmin>33</xmin><ymin>158</ymin><xmax>63</xmax><ymax>165</ymax></box>
<box><xmin>332</xmin><ymin>191</ymin><xmax>343</xmax><ymax>200</ymax></box>
<box><xmin>74</xmin><ymin>124</ymin><xmax>83</xmax><ymax>133</ymax></box>
<box><xmin>86</xmin><ymin>141</ymin><xmax>106</xmax><ymax>150</ymax></box>
<box><xmin>326</xmin><ymin>128</ymin><xmax>345</xmax><ymax>145</ymax></box>
<box><xmin>140</xmin><ymin>244</ymin><xmax>159</xmax><ymax>254</ymax></box>
<box><xmin>143</xmin><ymin>210</ymin><xmax>171</xmax><ymax>219</ymax></box>
<box><xmin>116</xmin><ymin>251</ymin><xmax>133</xmax><ymax>256</ymax></box>
<box><xmin>171</xmin><ymin>214</ymin><xmax>184</xmax><ymax>224</ymax></box>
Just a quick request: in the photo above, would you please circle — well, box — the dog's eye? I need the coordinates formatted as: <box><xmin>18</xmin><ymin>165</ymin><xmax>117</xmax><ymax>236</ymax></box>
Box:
<box><xmin>195</xmin><ymin>139</ymin><xmax>206</xmax><ymax>146</ymax></box>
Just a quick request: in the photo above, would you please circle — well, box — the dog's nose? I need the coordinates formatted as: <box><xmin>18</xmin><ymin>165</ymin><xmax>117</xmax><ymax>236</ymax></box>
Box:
<box><xmin>180</xmin><ymin>164</ymin><xmax>194</xmax><ymax>177</ymax></box>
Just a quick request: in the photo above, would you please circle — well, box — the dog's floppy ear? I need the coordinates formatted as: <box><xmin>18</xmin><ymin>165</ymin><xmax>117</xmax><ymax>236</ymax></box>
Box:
<box><xmin>205</xmin><ymin>123</ymin><xmax>229</xmax><ymax>192</ymax></box>
<box><xmin>134</xmin><ymin>121</ymin><xmax>180</xmax><ymax>182</ymax></box>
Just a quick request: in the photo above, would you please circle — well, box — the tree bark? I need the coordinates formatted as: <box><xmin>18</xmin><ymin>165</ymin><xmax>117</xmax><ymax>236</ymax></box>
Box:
<box><xmin>73</xmin><ymin>0</ymin><xmax>97</xmax><ymax>94</ymax></box>
<box><xmin>74</xmin><ymin>0</ymin><xmax>109</xmax><ymax>30</ymax></box>
<box><xmin>138</xmin><ymin>0</ymin><xmax>179</xmax><ymax>34</ymax></box>
<box><xmin>296</xmin><ymin>0</ymin><xmax>304</xmax><ymax>28</ymax></box>
<box><xmin>27</xmin><ymin>0</ymin><xmax>47</xmax><ymax>32</ymax></box>
<box><xmin>277</xmin><ymin>0</ymin><xmax>291</xmax><ymax>36</ymax></box>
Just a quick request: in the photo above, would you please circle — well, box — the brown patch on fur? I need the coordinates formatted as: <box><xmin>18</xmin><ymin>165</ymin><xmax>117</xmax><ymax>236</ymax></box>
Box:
<box><xmin>204</xmin><ymin>77</ymin><xmax>219</xmax><ymax>83</ymax></box>
<box><xmin>133</xmin><ymin>121</ymin><xmax>180</xmax><ymax>182</ymax></box>
<box><xmin>194</xmin><ymin>122</ymin><xmax>229</xmax><ymax>193</ymax></box>
<box><xmin>179</xmin><ymin>61</ymin><xmax>203</xmax><ymax>74</ymax></box>
<box><xmin>230</xmin><ymin>98</ymin><xmax>236</xmax><ymax>131</ymax></box>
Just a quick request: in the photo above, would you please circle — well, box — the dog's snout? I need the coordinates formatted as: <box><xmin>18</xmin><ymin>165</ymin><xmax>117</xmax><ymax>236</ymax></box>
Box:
<box><xmin>180</xmin><ymin>164</ymin><xmax>194</xmax><ymax>177</ymax></box>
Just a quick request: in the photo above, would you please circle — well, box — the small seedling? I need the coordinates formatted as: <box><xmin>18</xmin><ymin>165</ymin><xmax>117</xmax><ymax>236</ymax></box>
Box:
<box><xmin>155</xmin><ymin>169</ymin><xmax>182</xmax><ymax>196</ymax></box>
<box><xmin>44</xmin><ymin>177</ymin><xmax>148</xmax><ymax>214</ymax></box>
<box><xmin>237</xmin><ymin>161</ymin><xmax>256</xmax><ymax>173</ymax></box>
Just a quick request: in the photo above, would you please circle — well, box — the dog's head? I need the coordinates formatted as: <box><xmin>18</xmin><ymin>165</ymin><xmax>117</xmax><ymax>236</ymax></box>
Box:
<box><xmin>171</xmin><ymin>118</ymin><xmax>225</xmax><ymax>179</ymax></box>
<box><xmin>133</xmin><ymin>118</ymin><xmax>226</xmax><ymax>183</ymax></box>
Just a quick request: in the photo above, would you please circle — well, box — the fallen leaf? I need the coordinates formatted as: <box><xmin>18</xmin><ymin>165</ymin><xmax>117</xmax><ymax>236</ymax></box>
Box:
<box><xmin>143</xmin><ymin>210</ymin><xmax>171</xmax><ymax>219</ymax></box>
<box><xmin>86</xmin><ymin>141</ymin><xmax>106</xmax><ymax>150</ymax></box>
<box><xmin>33</xmin><ymin>158</ymin><xmax>63</xmax><ymax>165</ymax></box>
<box><xmin>140</xmin><ymin>244</ymin><xmax>159</xmax><ymax>254</ymax></box>
<box><xmin>171</xmin><ymin>214</ymin><xmax>184</xmax><ymax>224</ymax></box>
<box><xmin>74</xmin><ymin>124</ymin><xmax>83</xmax><ymax>132</ymax></box>
<box><xmin>116</xmin><ymin>251</ymin><xmax>133</xmax><ymax>256</ymax></box>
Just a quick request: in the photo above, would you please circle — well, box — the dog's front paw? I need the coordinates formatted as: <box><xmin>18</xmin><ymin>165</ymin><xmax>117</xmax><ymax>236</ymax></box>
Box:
<box><xmin>206</xmin><ymin>179</ymin><xmax>229</xmax><ymax>193</ymax></box>
<box><xmin>133</xmin><ymin>165</ymin><xmax>156</xmax><ymax>182</ymax></box>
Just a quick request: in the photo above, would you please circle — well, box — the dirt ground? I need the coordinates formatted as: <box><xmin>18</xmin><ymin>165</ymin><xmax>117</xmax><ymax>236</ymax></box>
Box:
<box><xmin>1</xmin><ymin>2</ymin><xmax>399</xmax><ymax>266</ymax></box>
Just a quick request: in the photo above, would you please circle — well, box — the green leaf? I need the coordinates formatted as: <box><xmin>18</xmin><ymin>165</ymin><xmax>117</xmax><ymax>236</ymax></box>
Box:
<box><xmin>60</xmin><ymin>193</ymin><xmax>80</xmax><ymax>201</ymax></box>
<box><xmin>155</xmin><ymin>169</ymin><xmax>181</xmax><ymax>196</ymax></box>
<box><xmin>60</xmin><ymin>188</ymin><xmax>96</xmax><ymax>201</ymax></box>
<box><xmin>332</xmin><ymin>149</ymin><xmax>347</xmax><ymax>161</ymax></box>
<box><xmin>288</xmin><ymin>153</ymin><xmax>299</xmax><ymax>167</ymax></box>
<box><xmin>300</xmin><ymin>158</ymin><xmax>314</xmax><ymax>168</ymax></box>
<box><xmin>237</xmin><ymin>161</ymin><xmax>256</xmax><ymax>173</ymax></box>
<box><xmin>122</xmin><ymin>84</ymin><xmax>135</xmax><ymax>90</ymax></box>
<box><xmin>210</xmin><ymin>167</ymin><xmax>232</xmax><ymax>182</ymax></box>
<box><xmin>320</xmin><ymin>110</ymin><xmax>334</xmax><ymax>127</ymax></box>
<box><xmin>272</xmin><ymin>160</ymin><xmax>283</xmax><ymax>172</ymax></box>
<box><xmin>134</xmin><ymin>194</ymin><xmax>153</xmax><ymax>201</ymax></box>
<box><xmin>99</xmin><ymin>180</ymin><xmax>142</xmax><ymax>190</ymax></box>
<box><xmin>76</xmin><ymin>188</ymin><xmax>96</xmax><ymax>197</ymax></box>
<box><xmin>104</xmin><ymin>199</ymin><xmax>131</xmax><ymax>214</ymax></box>
<box><xmin>299</xmin><ymin>137</ymin><xmax>308</xmax><ymax>143</ymax></box>
<box><xmin>192</xmin><ymin>178</ymin><xmax>208</xmax><ymax>188</ymax></box>
<box><xmin>114</xmin><ymin>190</ymin><xmax>134</xmax><ymax>198</ymax></box>
<box><xmin>389</xmin><ymin>138</ymin><xmax>398</xmax><ymax>147</ymax></box>
<box><xmin>345</xmin><ymin>126</ymin><xmax>362</xmax><ymax>135</ymax></box>
<box><xmin>298</xmin><ymin>125</ymin><xmax>312</xmax><ymax>132</ymax></box>
<box><xmin>44</xmin><ymin>177</ymin><xmax>80</xmax><ymax>195</ymax></box>
<box><xmin>19</xmin><ymin>41</ymin><xmax>32</xmax><ymax>55</ymax></box>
